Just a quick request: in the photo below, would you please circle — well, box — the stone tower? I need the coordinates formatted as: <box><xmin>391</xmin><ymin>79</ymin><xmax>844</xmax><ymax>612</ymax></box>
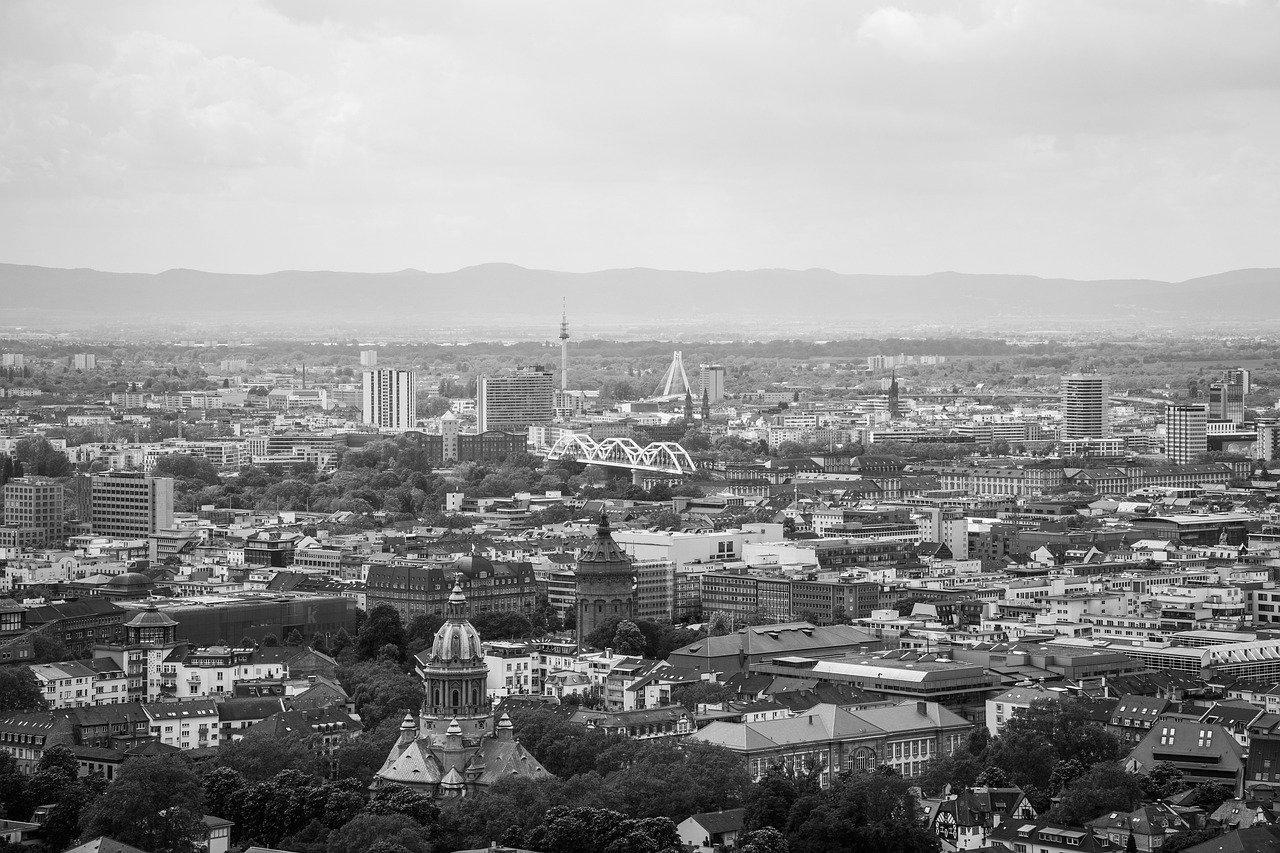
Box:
<box><xmin>575</xmin><ymin>514</ymin><xmax>636</xmax><ymax>649</ymax></box>
<box><xmin>888</xmin><ymin>369</ymin><xmax>900</xmax><ymax>419</ymax></box>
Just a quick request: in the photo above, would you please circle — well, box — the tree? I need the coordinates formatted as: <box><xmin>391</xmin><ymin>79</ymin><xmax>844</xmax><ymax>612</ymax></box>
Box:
<box><xmin>524</xmin><ymin>806</ymin><xmax>681</xmax><ymax>853</ymax></box>
<box><xmin>341</xmin><ymin>659</ymin><xmax>425</xmax><ymax>730</ymax></box>
<box><xmin>326</xmin><ymin>813</ymin><xmax>432</xmax><ymax>853</ymax></box>
<box><xmin>356</xmin><ymin>604</ymin><xmax>406</xmax><ymax>662</ymax></box>
<box><xmin>785</xmin><ymin>771</ymin><xmax>939</xmax><ymax>853</ymax></box>
<box><xmin>744</xmin><ymin>765</ymin><xmax>821</xmax><ymax>831</ymax></box>
<box><xmin>1049</xmin><ymin>762</ymin><xmax>1144</xmax><ymax>826</ymax></box>
<box><xmin>0</xmin><ymin>668</ymin><xmax>47</xmax><ymax>713</ymax></box>
<box><xmin>610</xmin><ymin>620</ymin><xmax>647</xmax><ymax>656</ymax></box>
<box><xmin>14</xmin><ymin>436</ymin><xmax>72</xmax><ymax>477</ymax></box>
<box><xmin>285</xmin><ymin>628</ymin><xmax>305</xmax><ymax>646</ymax></box>
<box><xmin>739</xmin><ymin>827</ymin><xmax>790</xmax><ymax>853</ymax></box>
<box><xmin>211</xmin><ymin>728</ymin><xmax>324</xmax><ymax>782</ymax></box>
<box><xmin>1140</xmin><ymin>762</ymin><xmax>1186</xmax><ymax>800</ymax></box>
<box><xmin>80</xmin><ymin>755</ymin><xmax>206</xmax><ymax>853</ymax></box>
<box><xmin>152</xmin><ymin>453</ymin><xmax>221</xmax><ymax>485</ymax></box>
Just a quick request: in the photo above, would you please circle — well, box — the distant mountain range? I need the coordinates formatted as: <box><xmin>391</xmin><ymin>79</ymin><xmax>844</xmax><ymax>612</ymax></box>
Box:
<box><xmin>1</xmin><ymin>263</ymin><xmax>1277</xmax><ymax>332</ymax></box>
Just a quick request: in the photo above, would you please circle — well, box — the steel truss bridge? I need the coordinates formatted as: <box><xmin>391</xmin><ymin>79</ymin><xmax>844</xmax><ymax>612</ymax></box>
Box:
<box><xmin>538</xmin><ymin>434</ymin><xmax>698</xmax><ymax>477</ymax></box>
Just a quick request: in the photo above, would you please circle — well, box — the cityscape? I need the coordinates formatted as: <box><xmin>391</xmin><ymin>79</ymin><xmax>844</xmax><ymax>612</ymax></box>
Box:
<box><xmin>3</xmin><ymin>4</ymin><xmax>1280</xmax><ymax>853</ymax></box>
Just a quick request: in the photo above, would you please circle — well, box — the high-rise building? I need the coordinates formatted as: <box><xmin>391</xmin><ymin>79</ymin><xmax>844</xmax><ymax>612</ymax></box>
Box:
<box><xmin>1223</xmin><ymin>368</ymin><xmax>1251</xmax><ymax>395</ymax></box>
<box><xmin>699</xmin><ymin>364</ymin><xmax>725</xmax><ymax>403</ymax></box>
<box><xmin>575</xmin><ymin>515</ymin><xmax>637</xmax><ymax>650</ymax></box>
<box><xmin>1165</xmin><ymin>404</ymin><xmax>1208</xmax><ymax>465</ymax></box>
<box><xmin>362</xmin><ymin>369</ymin><xmax>416</xmax><ymax>431</ymax></box>
<box><xmin>1060</xmin><ymin>374</ymin><xmax>1110</xmax><ymax>440</ymax></box>
<box><xmin>360</xmin><ymin>349</ymin><xmax>379</xmax><ymax>367</ymax></box>
<box><xmin>1258</xmin><ymin>419</ymin><xmax>1280</xmax><ymax>462</ymax></box>
<box><xmin>477</xmin><ymin>366</ymin><xmax>554</xmax><ymax>433</ymax></box>
<box><xmin>90</xmin><ymin>471</ymin><xmax>174</xmax><ymax>538</ymax></box>
<box><xmin>1208</xmin><ymin>378</ymin><xmax>1245</xmax><ymax>425</ymax></box>
<box><xmin>73</xmin><ymin>354</ymin><xmax>96</xmax><ymax>370</ymax></box>
<box><xmin>2</xmin><ymin>354</ymin><xmax>25</xmax><ymax>369</ymax></box>
<box><xmin>1</xmin><ymin>476</ymin><xmax>65</xmax><ymax>547</ymax></box>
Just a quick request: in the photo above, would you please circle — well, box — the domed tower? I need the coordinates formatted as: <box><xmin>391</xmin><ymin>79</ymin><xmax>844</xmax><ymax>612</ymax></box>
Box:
<box><xmin>418</xmin><ymin>578</ymin><xmax>491</xmax><ymax>746</ymax></box>
<box><xmin>575</xmin><ymin>514</ymin><xmax>636</xmax><ymax>649</ymax></box>
<box><xmin>123</xmin><ymin>604</ymin><xmax>178</xmax><ymax>646</ymax></box>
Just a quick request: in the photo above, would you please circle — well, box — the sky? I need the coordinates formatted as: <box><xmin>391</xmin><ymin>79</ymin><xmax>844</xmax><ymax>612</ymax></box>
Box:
<box><xmin>0</xmin><ymin>0</ymin><xmax>1278</xmax><ymax>281</ymax></box>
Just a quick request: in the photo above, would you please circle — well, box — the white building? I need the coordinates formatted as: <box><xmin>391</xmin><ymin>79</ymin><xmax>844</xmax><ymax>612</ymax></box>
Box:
<box><xmin>362</xmin><ymin>369</ymin><xmax>416</xmax><ymax>430</ymax></box>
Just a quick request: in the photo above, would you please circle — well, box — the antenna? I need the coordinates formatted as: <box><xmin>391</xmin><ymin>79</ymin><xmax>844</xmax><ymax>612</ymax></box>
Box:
<box><xmin>559</xmin><ymin>299</ymin><xmax>570</xmax><ymax>394</ymax></box>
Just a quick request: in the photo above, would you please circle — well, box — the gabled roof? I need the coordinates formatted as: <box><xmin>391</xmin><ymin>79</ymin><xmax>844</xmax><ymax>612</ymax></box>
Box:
<box><xmin>63</xmin><ymin>838</ymin><xmax>151</xmax><ymax>853</ymax></box>
<box><xmin>684</xmin><ymin>808</ymin><xmax>745</xmax><ymax>835</ymax></box>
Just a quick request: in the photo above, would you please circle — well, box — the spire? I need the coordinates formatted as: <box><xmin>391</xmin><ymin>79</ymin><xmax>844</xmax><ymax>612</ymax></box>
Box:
<box><xmin>447</xmin><ymin>574</ymin><xmax>467</xmax><ymax>618</ymax></box>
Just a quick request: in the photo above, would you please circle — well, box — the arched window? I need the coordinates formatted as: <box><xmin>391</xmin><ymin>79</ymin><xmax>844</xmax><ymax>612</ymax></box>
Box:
<box><xmin>451</xmin><ymin>688</ymin><xmax>460</xmax><ymax>707</ymax></box>
<box><xmin>847</xmin><ymin>746</ymin><xmax>875</xmax><ymax>772</ymax></box>
<box><xmin>433</xmin><ymin>687</ymin><xmax>441</xmax><ymax>706</ymax></box>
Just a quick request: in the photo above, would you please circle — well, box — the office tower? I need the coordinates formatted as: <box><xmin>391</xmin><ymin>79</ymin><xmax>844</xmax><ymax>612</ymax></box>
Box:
<box><xmin>1223</xmin><ymin>368</ymin><xmax>1251</xmax><ymax>395</ymax></box>
<box><xmin>2</xmin><ymin>476</ymin><xmax>65</xmax><ymax>546</ymax></box>
<box><xmin>362</xmin><ymin>369</ymin><xmax>416</xmax><ymax>430</ymax></box>
<box><xmin>360</xmin><ymin>349</ymin><xmax>379</xmax><ymax>367</ymax></box>
<box><xmin>1165</xmin><ymin>404</ymin><xmax>1208</xmax><ymax>465</ymax></box>
<box><xmin>1208</xmin><ymin>378</ymin><xmax>1245</xmax><ymax>425</ymax></box>
<box><xmin>1060</xmin><ymin>374</ymin><xmax>1110</xmax><ymax>439</ymax></box>
<box><xmin>1</xmin><ymin>354</ymin><xmax>25</xmax><ymax>369</ymax></box>
<box><xmin>699</xmin><ymin>364</ymin><xmax>725</xmax><ymax>403</ymax></box>
<box><xmin>90</xmin><ymin>471</ymin><xmax>174</xmax><ymax>537</ymax></box>
<box><xmin>575</xmin><ymin>515</ymin><xmax>636</xmax><ymax>650</ymax></box>
<box><xmin>477</xmin><ymin>366</ymin><xmax>554</xmax><ymax>433</ymax></box>
<box><xmin>73</xmin><ymin>354</ymin><xmax>96</xmax><ymax>370</ymax></box>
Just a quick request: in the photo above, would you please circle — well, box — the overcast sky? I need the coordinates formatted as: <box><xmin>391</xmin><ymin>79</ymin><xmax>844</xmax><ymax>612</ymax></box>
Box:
<box><xmin>1</xmin><ymin>1</ymin><xmax>1277</xmax><ymax>281</ymax></box>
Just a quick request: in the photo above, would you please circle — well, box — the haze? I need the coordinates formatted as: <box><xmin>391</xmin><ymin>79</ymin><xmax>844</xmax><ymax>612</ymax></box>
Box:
<box><xmin>1</xmin><ymin>1</ymin><xmax>1278</xmax><ymax>281</ymax></box>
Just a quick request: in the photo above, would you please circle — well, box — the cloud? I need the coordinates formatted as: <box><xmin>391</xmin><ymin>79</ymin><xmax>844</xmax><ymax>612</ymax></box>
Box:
<box><xmin>0</xmin><ymin>0</ymin><xmax>1277</xmax><ymax>280</ymax></box>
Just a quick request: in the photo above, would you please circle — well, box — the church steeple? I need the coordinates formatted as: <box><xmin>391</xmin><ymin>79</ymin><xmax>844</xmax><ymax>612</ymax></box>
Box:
<box><xmin>888</xmin><ymin>369</ymin><xmax>900</xmax><ymax>419</ymax></box>
<box><xmin>701</xmin><ymin>388</ymin><xmax>711</xmax><ymax>421</ymax></box>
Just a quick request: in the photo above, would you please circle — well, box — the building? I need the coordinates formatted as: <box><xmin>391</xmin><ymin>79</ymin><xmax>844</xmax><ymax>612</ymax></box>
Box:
<box><xmin>678</xmin><ymin>809</ymin><xmax>743</xmax><ymax>853</ymax></box>
<box><xmin>362</xmin><ymin>369</ymin><xmax>416</xmax><ymax>431</ymax></box>
<box><xmin>89</xmin><ymin>472</ymin><xmax>174</xmax><ymax>538</ymax></box>
<box><xmin>359</xmin><ymin>349</ymin><xmax>378</xmax><ymax>367</ymax></box>
<box><xmin>365</xmin><ymin>556</ymin><xmax>538</xmax><ymax>623</ymax></box>
<box><xmin>575</xmin><ymin>515</ymin><xmax>637</xmax><ymax>650</ymax></box>
<box><xmin>476</xmin><ymin>366</ymin><xmax>554</xmax><ymax>433</ymax></box>
<box><xmin>686</xmin><ymin>700</ymin><xmax>970</xmax><ymax>785</ymax></box>
<box><xmin>73</xmin><ymin>354</ymin><xmax>97</xmax><ymax>370</ymax></box>
<box><xmin>1060</xmin><ymin>374</ymin><xmax>1110</xmax><ymax>439</ymax></box>
<box><xmin>667</xmin><ymin>622</ymin><xmax>884</xmax><ymax>676</ymax></box>
<box><xmin>372</xmin><ymin>581</ymin><xmax>551</xmax><ymax>796</ymax></box>
<box><xmin>2</xmin><ymin>476</ymin><xmax>65</xmax><ymax>546</ymax></box>
<box><xmin>1126</xmin><ymin>719</ymin><xmax>1244</xmax><ymax>791</ymax></box>
<box><xmin>1166</xmin><ymin>404</ymin><xmax>1208</xmax><ymax>465</ymax></box>
<box><xmin>699</xmin><ymin>364</ymin><xmax>726</xmax><ymax>403</ymax></box>
<box><xmin>1209</xmin><ymin>377</ymin><xmax>1245</xmax><ymax>425</ymax></box>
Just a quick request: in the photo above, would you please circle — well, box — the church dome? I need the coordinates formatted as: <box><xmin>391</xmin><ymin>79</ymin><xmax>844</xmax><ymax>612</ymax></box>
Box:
<box><xmin>428</xmin><ymin>580</ymin><xmax>483</xmax><ymax>664</ymax></box>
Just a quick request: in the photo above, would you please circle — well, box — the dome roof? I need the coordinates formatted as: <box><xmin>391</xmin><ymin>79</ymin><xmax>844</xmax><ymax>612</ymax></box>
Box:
<box><xmin>124</xmin><ymin>604</ymin><xmax>178</xmax><ymax>629</ymax></box>
<box><xmin>451</xmin><ymin>554</ymin><xmax>494</xmax><ymax>576</ymax></box>
<box><xmin>428</xmin><ymin>579</ymin><xmax>484</xmax><ymax>664</ymax></box>
<box><xmin>106</xmin><ymin>572</ymin><xmax>156</xmax><ymax>590</ymax></box>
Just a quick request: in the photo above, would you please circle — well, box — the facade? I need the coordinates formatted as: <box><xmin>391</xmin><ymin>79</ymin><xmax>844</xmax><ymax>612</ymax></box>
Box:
<box><xmin>1060</xmin><ymin>374</ymin><xmax>1110</xmax><ymax>440</ymax></box>
<box><xmin>575</xmin><ymin>516</ymin><xmax>637</xmax><ymax>650</ymax></box>
<box><xmin>476</xmin><ymin>366</ymin><xmax>554</xmax><ymax>433</ymax></box>
<box><xmin>1165</xmin><ymin>404</ymin><xmax>1208</xmax><ymax>465</ymax></box>
<box><xmin>2</xmin><ymin>476</ymin><xmax>65</xmax><ymax>547</ymax></box>
<box><xmin>365</xmin><ymin>556</ymin><xmax>538</xmax><ymax>622</ymax></box>
<box><xmin>687</xmin><ymin>700</ymin><xmax>970</xmax><ymax>786</ymax></box>
<box><xmin>699</xmin><ymin>364</ymin><xmax>726</xmax><ymax>403</ymax></box>
<box><xmin>362</xmin><ymin>369</ymin><xmax>416</xmax><ymax>431</ymax></box>
<box><xmin>89</xmin><ymin>472</ymin><xmax>174</xmax><ymax>538</ymax></box>
<box><xmin>372</xmin><ymin>581</ymin><xmax>551</xmax><ymax>796</ymax></box>
<box><xmin>1209</xmin><ymin>378</ymin><xmax>1245</xmax><ymax>425</ymax></box>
